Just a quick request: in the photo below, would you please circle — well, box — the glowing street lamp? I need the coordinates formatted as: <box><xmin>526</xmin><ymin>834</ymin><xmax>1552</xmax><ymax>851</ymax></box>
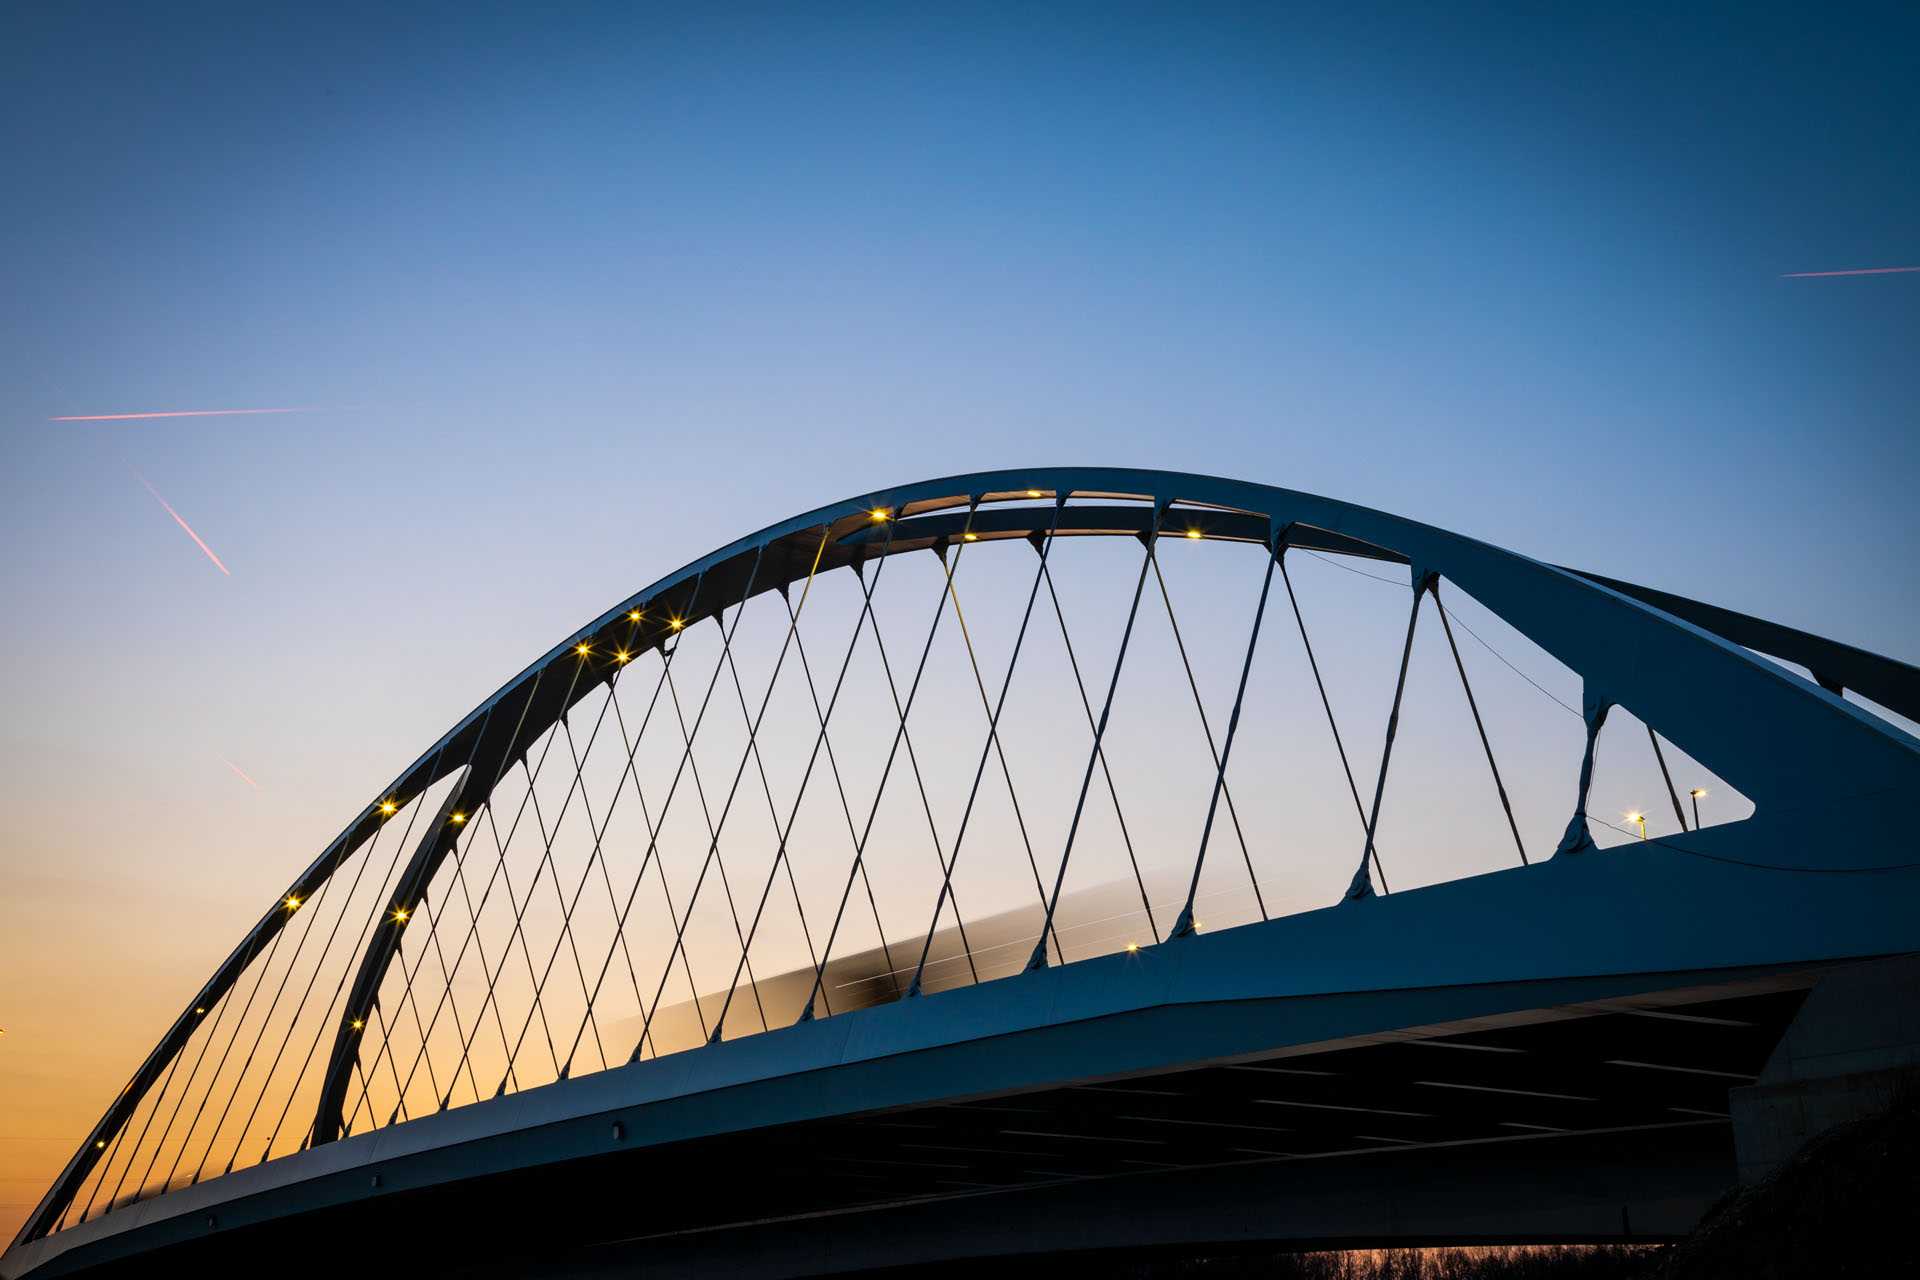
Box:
<box><xmin>1690</xmin><ymin>789</ymin><xmax>1706</xmax><ymax>827</ymax></box>
<box><xmin>1626</xmin><ymin>811</ymin><xmax>1647</xmax><ymax>840</ymax></box>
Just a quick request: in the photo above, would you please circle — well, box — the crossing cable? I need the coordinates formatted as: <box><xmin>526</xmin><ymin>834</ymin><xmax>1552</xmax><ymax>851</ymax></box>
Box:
<box><xmin>519</xmin><ymin>703</ymin><xmax>640</xmax><ymax>1079</ymax></box>
<box><xmin>926</xmin><ymin>545</ymin><xmax>1063</xmax><ymax>974</ymax></box>
<box><xmin>368</xmin><ymin>991</ymin><xmax>414</xmax><ymax>1126</ymax></box>
<box><xmin>118</xmin><ymin>902</ymin><xmax>292</xmax><ymax>1205</ymax></box>
<box><xmin>381</xmin><ymin>661</ymin><xmax>589</xmax><ymax>1123</ymax></box>
<box><xmin>593</xmin><ymin>636</ymin><xmax>712</xmax><ymax>1064</ymax></box>
<box><xmin>340</xmin><ymin>673</ymin><xmax>554</xmax><ymax>1133</ymax></box>
<box><xmin>403</xmin><ymin>883</ymin><xmax>486</xmax><ymax>1111</ymax></box>
<box><xmin>75</xmin><ymin>977</ymin><xmax>234</xmax><ymax>1222</ymax></box>
<box><xmin>658</xmin><ymin>657</ymin><xmax>773</xmax><ymax>1036</ymax></box>
<box><xmin>632</xmin><ymin>543</ymin><xmax>840</xmax><ymax>1052</ymax></box>
<box><xmin>1647</xmin><ymin>726</ymin><xmax>1690</xmax><ymax>832</ymax></box>
<box><xmin>554</xmin><ymin>671</ymin><xmax>692</xmax><ymax>1073</ymax></box>
<box><xmin>387</xmin><ymin>675</ymin><xmax>582</xmax><ymax>1114</ymax></box>
<box><xmin>377</xmin><ymin>826</ymin><xmax>511</xmax><ymax>1116</ymax></box>
<box><xmin>81</xmin><ymin>945</ymin><xmax>248</xmax><ymax>1218</ymax></box>
<box><xmin>709</xmin><ymin>554</ymin><xmax>839</xmax><ymax>1025</ymax></box>
<box><xmin>510</xmin><ymin>566</ymin><xmax>763</xmax><ymax>1084</ymax></box>
<box><xmin>905</xmin><ymin>503</ymin><xmax>1065</xmax><ymax>996</ymax></box>
<box><xmin>263</xmin><ymin>736</ymin><xmax>445</xmax><ymax>1159</ymax></box>
<box><xmin>512</xmin><ymin>693</ymin><xmax>638</xmax><ymax>1076</ymax></box>
<box><xmin>1346</xmin><ymin>573</ymin><xmax>1434</xmax><ymax>900</ymax></box>
<box><xmin>342</xmin><ymin>1056</ymin><xmax>381</xmax><ymax>1138</ymax></box>
<box><xmin>1432</xmin><ymin>581</ymin><xmax>1530</xmax><ymax>865</ymax></box>
<box><xmin>776</xmin><ymin>572</ymin><xmax>903</xmax><ymax>1009</ymax></box>
<box><xmin>389</xmin><ymin>758</ymin><xmax>566</xmax><ymax>1118</ymax></box>
<box><xmin>1278</xmin><ymin>555</ymin><xmax>1384</xmax><ymax>886</ymax></box>
<box><xmin>355</xmin><ymin>757</ymin><xmax>554</xmax><ymax>1130</ymax></box>
<box><xmin>1173</xmin><ymin>537</ymin><xmax>1280</xmax><ymax>936</ymax></box>
<box><xmin>1037</xmin><ymin>554</ymin><xmax>1156</xmax><ymax>948</ymax></box>
<box><xmin>595</xmin><ymin>551</ymin><xmax>780</xmax><ymax>1058</ymax></box>
<box><xmin>441</xmin><ymin>668</ymin><xmax>595</xmax><ymax>1096</ymax></box>
<box><xmin>270</xmin><ymin>735</ymin><xmax>493</xmax><ymax>1155</ymax></box>
<box><xmin>221</xmin><ymin>762</ymin><xmax>465</xmax><ymax>1171</ymax></box>
<box><xmin>620</xmin><ymin>641</ymin><xmax>729</xmax><ymax>1058</ymax></box>
<box><xmin>146</xmin><ymin>868</ymin><xmax>310</xmax><ymax>1193</ymax></box>
<box><xmin>708</xmin><ymin>529</ymin><xmax>887</xmax><ymax>1039</ymax></box>
<box><xmin>798</xmin><ymin>527</ymin><xmax>978</xmax><ymax>1022</ymax></box>
<box><xmin>1151</xmin><ymin>543</ymin><xmax>1266</xmax><ymax>924</ymax></box>
<box><xmin>620</xmin><ymin>628</ymin><xmax>782</xmax><ymax>1049</ymax></box>
<box><xmin>714</xmin><ymin>642</ymin><xmax>828</xmax><ymax>1007</ymax></box>
<box><xmin>348</xmin><ymin>786</ymin><xmax>469</xmax><ymax>1135</ymax></box>
<box><xmin>834</xmin><ymin>523</ymin><xmax>989</xmax><ymax>986</ymax></box>
<box><xmin>70</xmin><ymin>1057</ymin><xmax>141</xmax><ymax>1223</ymax></box>
<box><xmin>366</xmin><ymin>840</ymin><xmax>483</xmax><ymax>1113</ymax></box>
<box><xmin>514</xmin><ymin>700</ymin><xmax>639</xmax><ymax>1076</ymax></box>
<box><xmin>549</xmin><ymin>668</ymin><xmax>668</xmax><ymax>1079</ymax></box>
<box><xmin>1028</xmin><ymin>521</ymin><xmax>1161</xmax><ymax>971</ymax></box>
<box><xmin>361</xmin><ymin>793</ymin><xmax>472</xmax><ymax>1123</ymax></box>
<box><xmin>201</xmin><ymin>768</ymin><xmax>441</xmax><ymax>1178</ymax></box>
<box><xmin>851</xmin><ymin>532</ymin><xmax>984</xmax><ymax>985</ymax></box>
<box><xmin>249</xmin><ymin>723</ymin><xmax>493</xmax><ymax>1160</ymax></box>
<box><xmin>775</xmin><ymin>525</ymin><xmax>902</xmax><ymax>1005</ymax></box>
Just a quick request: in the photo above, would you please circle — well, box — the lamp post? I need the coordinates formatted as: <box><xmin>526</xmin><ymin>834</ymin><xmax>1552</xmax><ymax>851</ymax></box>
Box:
<box><xmin>1690</xmin><ymin>789</ymin><xmax>1706</xmax><ymax>827</ymax></box>
<box><xmin>1627</xmin><ymin>811</ymin><xmax>1647</xmax><ymax>840</ymax></box>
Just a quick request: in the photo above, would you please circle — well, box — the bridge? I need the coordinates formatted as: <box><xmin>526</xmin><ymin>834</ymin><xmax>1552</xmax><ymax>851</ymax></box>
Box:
<box><xmin>7</xmin><ymin>468</ymin><xmax>1917</xmax><ymax>1277</ymax></box>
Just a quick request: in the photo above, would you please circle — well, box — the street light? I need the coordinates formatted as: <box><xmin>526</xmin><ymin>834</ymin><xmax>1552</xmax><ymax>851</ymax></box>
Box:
<box><xmin>1626</xmin><ymin>811</ymin><xmax>1646</xmax><ymax>840</ymax></box>
<box><xmin>1690</xmin><ymin>789</ymin><xmax>1706</xmax><ymax>828</ymax></box>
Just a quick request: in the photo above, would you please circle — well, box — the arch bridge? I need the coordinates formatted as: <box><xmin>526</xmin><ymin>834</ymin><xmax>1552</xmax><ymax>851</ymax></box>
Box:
<box><xmin>8</xmin><ymin>468</ymin><xmax>1917</xmax><ymax>1277</ymax></box>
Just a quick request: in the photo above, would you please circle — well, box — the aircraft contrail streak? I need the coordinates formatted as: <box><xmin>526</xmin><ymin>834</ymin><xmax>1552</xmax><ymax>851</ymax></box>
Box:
<box><xmin>1780</xmin><ymin>266</ymin><xmax>1920</xmax><ymax>277</ymax></box>
<box><xmin>121</xmin><ymin>461</ymin><xmax>231</xmax><ymax>576</ymax></box>
<box><xmin>219</xmin><ymin>756</ymin><xmax>263</xmax><ymax>790</ymax></box>
<box><xmin>48</xmin><ymin>408</ymin><xmax>326</xmax><ymax>420</ymax></box>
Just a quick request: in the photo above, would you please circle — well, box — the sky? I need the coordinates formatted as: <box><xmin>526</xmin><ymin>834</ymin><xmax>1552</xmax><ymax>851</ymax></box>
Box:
<box><xmin>2</xmin><ymin>0</ymin><xmax>1916</xmax><ymax>1241</ymax></box>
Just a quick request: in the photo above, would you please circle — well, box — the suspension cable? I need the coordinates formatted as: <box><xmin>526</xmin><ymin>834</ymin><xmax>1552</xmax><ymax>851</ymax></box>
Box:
<box><xmin>799</xmin><ymin>528</ymin><xmax>975</xmax><ymax>1021</ymax></box>
<box><xmin>908</xmin><ymin>501</ymin><xmax>1064</xmax><ymax>995</ymax></box>
<box><xmin>1432</xmin><ymin>581</ymin><xmax>1529</xmax><ymax>865</ymax></box>
<box><xmin>1150</xmin><ymin>547</ymin><xmax>1260</xmax><ymax>918</ymax></box>
<box><xmin>1647</xmin><ymin>725</ymin><xmax>1689</xmax><ymax>832</ymax></box>
<box><xmin>1348</xmin><ymin>574</ymin><xmax>1431</xmax><ymax>899</ymax></box>
<box><xmin>1029</xmin><ymin>525</ymin><xmax>1160</xmax><ymax>970</ymax></box>
<box><xmin>1175</xmin><ymin>538</ymin><xmax>1280</xmax><ymax>934</ymax></box>
<box><xmin>1039</xmin><ymin>556</ymin><xmax>1156</xmax><ymax>947</ymax></box>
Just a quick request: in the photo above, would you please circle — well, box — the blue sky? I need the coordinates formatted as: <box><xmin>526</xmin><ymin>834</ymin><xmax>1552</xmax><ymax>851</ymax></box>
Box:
<box><xmin>1</xmin><ymin>0</ymin><xmax>1915</xmax><ymax>1233</ymax></box>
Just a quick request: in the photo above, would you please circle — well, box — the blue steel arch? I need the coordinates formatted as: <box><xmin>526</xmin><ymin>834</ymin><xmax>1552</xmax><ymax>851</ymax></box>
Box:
<box><xmin>15</xmin><ymin>466</ymin><xmax>1919</xmax><ymax>1249</ymax></box>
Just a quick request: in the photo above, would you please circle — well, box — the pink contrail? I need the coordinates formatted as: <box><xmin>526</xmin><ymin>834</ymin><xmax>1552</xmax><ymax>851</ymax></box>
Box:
<box><xmin>218</xmin><ymin>756</ymin><xmax>263</xmax><ymax>791</ymax></box>
<box><xmin>122</xmin><ymin>462</ymin><xmax>231</xmax><ymax>576</ymax></box>
<box><xmin>1781</xmin><ymin>266</ymin><xmax>1920</xmax><ymax>277</ymax></box>
<box><xmin>48</xmin><ymin>408</ymin><xmax>326</xmax><ymax>421</ymax></box>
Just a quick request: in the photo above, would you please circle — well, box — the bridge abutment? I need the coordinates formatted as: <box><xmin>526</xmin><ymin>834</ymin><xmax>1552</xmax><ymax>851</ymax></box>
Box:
<box><xmin>1730</xmin><ymin>952</ymin><xmax>1920</xmax><ymax>1183</ymax></box>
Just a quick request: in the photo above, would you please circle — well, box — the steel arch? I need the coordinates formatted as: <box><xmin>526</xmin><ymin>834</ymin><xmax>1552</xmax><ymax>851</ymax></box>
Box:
<box><xmin>17</xmin><ymin>466</ymin><xmax>1919</xmax><ymax>1248</ymax></box>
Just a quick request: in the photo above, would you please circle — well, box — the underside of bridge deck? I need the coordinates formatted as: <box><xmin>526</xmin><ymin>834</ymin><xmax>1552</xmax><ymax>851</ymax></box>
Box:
<box><xmin>36</xmin><ymin>977</ymin><xmax>1812</xmax><ymax>1278</ymax></box>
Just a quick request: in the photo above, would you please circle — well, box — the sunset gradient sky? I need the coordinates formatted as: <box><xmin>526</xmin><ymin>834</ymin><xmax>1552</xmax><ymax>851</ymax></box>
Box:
<box><xmin>3</xmin><ymin>1</ymin><xmax>1917</xmax><ymax>1239</ymax></box>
